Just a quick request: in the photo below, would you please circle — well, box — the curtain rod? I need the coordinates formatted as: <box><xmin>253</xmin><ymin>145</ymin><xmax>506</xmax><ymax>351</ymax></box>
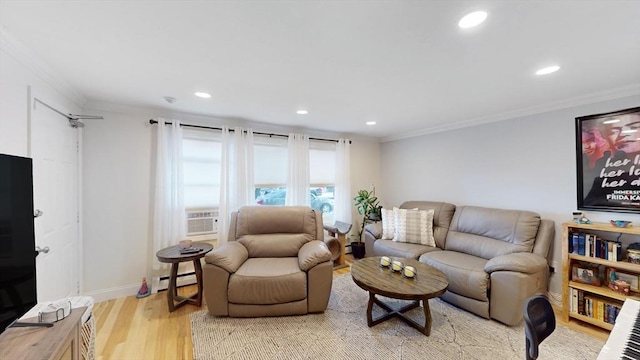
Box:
<box><xmin>148</xmin><ymin>119</ymin><xmax>350</xmax><ymax>144</ymax></box>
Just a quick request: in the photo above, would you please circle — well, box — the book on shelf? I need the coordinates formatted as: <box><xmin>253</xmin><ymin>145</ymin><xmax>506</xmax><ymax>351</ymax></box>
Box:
<box><xmin>567</xmin><ymin>230</ymin><xmax>622</xmax><ymax>261</ymax></box>
<box><xmin>569</xmin><ymin>287</ymin><xmax>622</xmax><ymax>325</ymax></box>
<box><xmin>578</xmin><ymin>289</ymin><xmax>585</xmax><ymax>315</ymax></box>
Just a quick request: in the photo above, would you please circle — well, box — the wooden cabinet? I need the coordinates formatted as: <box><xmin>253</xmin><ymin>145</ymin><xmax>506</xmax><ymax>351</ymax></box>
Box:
<box><xmin>0</xmin><ymin>306</ymin><xmax>86</xmax><ymax>360</ymax></box>
<box><xmin>562</xmin><ymin>222</ymin><xmax>640</xmax><ymax>331</ymax></box>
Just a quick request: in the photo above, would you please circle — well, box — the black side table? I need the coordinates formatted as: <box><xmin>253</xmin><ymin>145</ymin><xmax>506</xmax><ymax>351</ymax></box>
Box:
<box><xmin>156</xmin><ymin>242</ymin><xmax>213</xmax><ymax>312</ymax></box>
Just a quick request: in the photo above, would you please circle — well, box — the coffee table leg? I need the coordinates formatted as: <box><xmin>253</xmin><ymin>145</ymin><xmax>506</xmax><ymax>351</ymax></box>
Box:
<box><xmin>167</xmin><ymin>263</ymin><xmax>179</xmax><ymax>312</ymax></box>
<box><xmin>422</xmin><ymin>298</ymin><xmax>432</xmax><ymax>336</ymax></box>
<box><xmin>365</xmin><ymin>295</ymin><xmax>433</xmax><ymax>336</ymax></box>
<box><xmin>366</xmin><ymin>292</ymin><xmax>375</xmax><ymax>326</ymax></box>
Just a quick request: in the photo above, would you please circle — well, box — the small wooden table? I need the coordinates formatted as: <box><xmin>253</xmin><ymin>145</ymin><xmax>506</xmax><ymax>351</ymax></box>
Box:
<box><xmin>350</xmin><ymin>256</ymin><xmax>448</xmax><ymax>336</ymax></box>
<box><xmin>156</xmin><ymin>243</ymin><xmax>213</xmax><ymax>312</ymax></box>
<box><xmin>0</xmin><ymin>306</ymin><xmax>87</xmax><ymax>360</ymax></box>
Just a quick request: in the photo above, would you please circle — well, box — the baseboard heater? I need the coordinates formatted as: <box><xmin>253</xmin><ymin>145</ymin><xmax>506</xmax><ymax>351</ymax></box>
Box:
<box><xmin>157</xmin><ymin>271</ymin><xmax>197</xmax><ymax>292</ymax></box>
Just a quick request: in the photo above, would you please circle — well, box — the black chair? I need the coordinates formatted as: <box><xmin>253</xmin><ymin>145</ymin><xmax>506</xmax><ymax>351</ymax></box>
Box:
<box><xmin>523</xmin><ymin>294</ymin><xmax>556</xmax><ymax>360</ymax></box>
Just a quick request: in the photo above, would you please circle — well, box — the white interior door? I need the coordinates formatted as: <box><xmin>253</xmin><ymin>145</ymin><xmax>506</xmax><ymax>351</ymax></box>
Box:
<box><xmin>30</xmin><ymin>96</ymin><xmax>80</xmax><ymax>302</ymax></box>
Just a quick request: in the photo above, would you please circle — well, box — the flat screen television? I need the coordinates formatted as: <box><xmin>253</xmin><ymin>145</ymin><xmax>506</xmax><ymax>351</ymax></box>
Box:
<box><xmin>0</xmin><ymin>153</ymin><xmax>37</xmax><ymax>334</ymax></box>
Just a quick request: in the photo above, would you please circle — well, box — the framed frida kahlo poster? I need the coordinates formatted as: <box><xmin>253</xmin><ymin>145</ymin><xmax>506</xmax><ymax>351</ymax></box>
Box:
<box><xmin>576</xmin><ymin>106</ymin><xmax>640</xmax><ymax>213</ymax></box>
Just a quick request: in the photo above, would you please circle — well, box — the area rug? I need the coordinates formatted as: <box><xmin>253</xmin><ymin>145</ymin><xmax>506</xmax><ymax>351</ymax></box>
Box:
<box><xmin>190</xmin><ymin>275</ymin><xmax>604</xmax><ymax>360</ymax></box>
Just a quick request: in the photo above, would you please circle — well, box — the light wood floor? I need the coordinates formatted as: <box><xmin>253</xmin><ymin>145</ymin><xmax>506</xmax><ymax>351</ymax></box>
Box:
<box><xmin>93</xmin><ymin>255</ymin><xmax>607</xmax><ymax>359</ymax></box>
<box><xmin>93</xmin><ymin>257</ymin><xmax>353</xmax><ymax>360</ymax></box>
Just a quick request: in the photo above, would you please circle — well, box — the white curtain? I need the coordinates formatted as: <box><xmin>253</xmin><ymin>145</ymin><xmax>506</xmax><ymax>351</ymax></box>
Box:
<box><xmin>219</xmin><ymin>126</ymin><xmax>255</xmax><ymax>244</ymax></box>
<box><xmin>151</xmin><ymin>118</ymin><xmax>185</xmax><ymax>292</ymax></box>
<box><xmin>334</xmin><ymin>138</ymin><xmax>352</xmax><ymax>224</ymax></box>
<box><xmin>286</xmin><ymin>133</ymin><xmax>310</xmax><ymax>206</ymax></box>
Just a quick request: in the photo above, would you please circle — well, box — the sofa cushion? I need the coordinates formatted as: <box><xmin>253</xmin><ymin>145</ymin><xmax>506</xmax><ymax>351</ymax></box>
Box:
<box><xmin>238</xmin><ymin>233</ymin><xmax>308</xmax><ymax>257</ymax></box>
<box><xmin>228</xmin><ymin>257</ymin><xmax>306</xmax><ymax>305</ymax></box>
<box><xmin>420</xmin><ymin>251</ymin><xmax>489</xmax><ymax>302</ymax></box>
<box><xmin>235</xmin><ymin>205</ymin><xmax>317</xmax><ymax>238</ymax></box>
<box><xmin>445</xmin><ymin>206</ymin><xmax>541</xmax><ymax>259</ymax></box>
<box><xmin>393</xmin><ymin>208</ymin><xmax>435</xmax><ymax>246</ymax></box>
<box><xmin>374</xmin><ymin>239</ymin><xmax>441</xmax><ymax>260</ymax></box>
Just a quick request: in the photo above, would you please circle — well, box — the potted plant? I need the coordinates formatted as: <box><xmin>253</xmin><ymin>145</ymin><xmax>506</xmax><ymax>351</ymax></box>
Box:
<box><xmin>351</xmin><ymin>189</ymin><xmax>382</xmax><ymax>259</ymax></box>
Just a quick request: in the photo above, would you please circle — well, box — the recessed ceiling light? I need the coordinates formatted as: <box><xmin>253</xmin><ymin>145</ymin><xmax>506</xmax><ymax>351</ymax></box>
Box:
<box><xmin>603</xmin><ymin>119</ymin><xmax>620</xmax><ymax>124</ymax></box>
<box><xmin>622</xmin><ymin>129</ymin><xmax>638</xmax><ymax>134</ymax></box>
<box><xmin>535</xmin><ymin>66</ymin><xmax>560</xmax><ymax>75</ymax></box>
<box><xmin>296</xmin><ymin>110</ymin><xmax>308</xmax><ymax>115</ymax></box>
<box><xmin>194</xmin><ymin>92</ymin><xmax>211</xmax><ymax>98</ymax></box>
<box><xmin>458</xmin><ymin>11</ymin><xmax>488</xmax><ymax>29</ymax></box>
<box><xmin>366</xmin><ymin>121</ymin><xmax>376</xmax><ymax>126</ymax></box>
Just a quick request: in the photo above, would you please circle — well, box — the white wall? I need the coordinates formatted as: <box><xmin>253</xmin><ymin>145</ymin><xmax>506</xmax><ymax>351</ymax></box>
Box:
<box><xmin>379</xmin><ymin>95</ymin><xmax>639</xmax><ymax>298</ymax></box>
<box><xmin>0</xmin><ymin>48</ymin><xmax>30</xmax><ymax>156</ymax></box>
<box><xmin>81</xmin><ymin>106</ymin><xmax>381</xmax><ymax>301</ymax></box>
<box><xmin>350</xmin><ymin>140</ymin><xmax>383</xmax><ymax>235</ymax></box>
<box><xmin>81</xmin><ymin>111</ymin><xmax>153</xmax><ymax>299</ymax></box>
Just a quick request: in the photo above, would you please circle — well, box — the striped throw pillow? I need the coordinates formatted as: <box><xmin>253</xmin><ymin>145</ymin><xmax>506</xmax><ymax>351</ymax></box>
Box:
<box><xmin>393</xmin><ymin>208</ymin><xmax>435</xmax><ymax>246</ymax></box>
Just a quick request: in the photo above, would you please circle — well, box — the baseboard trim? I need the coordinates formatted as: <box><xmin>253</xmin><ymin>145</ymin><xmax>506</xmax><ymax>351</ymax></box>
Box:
<box><xmin>547</xmin><ymin>290</ymin><xmax>562</xmax><ymax>307</ymax></box>
<box><xmin>156</xmin><ymin>272</ymin><xmax>197</xmax><ymax>292</ymax></box>
<box><xmin>83</xmin><ymin>283</ymin><xmax>140</xmax><ymax>303</ymax></box>
<box><xmin>85</xmin><ymin>272</ymin><xmax>199</xmax><ymax>303</ymax></box>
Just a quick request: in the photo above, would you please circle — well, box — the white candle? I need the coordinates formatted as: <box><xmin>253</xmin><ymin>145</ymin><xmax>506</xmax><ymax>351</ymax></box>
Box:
<box><xmin>380</xmin><ymin>256</ymin><xmax>391</xmax><ymax>267</ymax></box>
<box><xmin>403</xmin><ymin>266</ymin><xmax>416</xmax><ymax>278</ymax></box>
<box><xmin>391</xmin><ymin>260</ymin><xmax>403</xmax><ymax>271</ymax></box>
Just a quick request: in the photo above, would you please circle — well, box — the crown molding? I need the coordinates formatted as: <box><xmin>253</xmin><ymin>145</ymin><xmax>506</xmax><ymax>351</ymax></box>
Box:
<box><xmin>0</xmin><ymin>26</ymin><xmax>86</xmax><ymax>107</ymax></box>
<box><xmin>380</xmin><ymin>84</ymin><xmax>640</xmax><ymax>143</ymax></box>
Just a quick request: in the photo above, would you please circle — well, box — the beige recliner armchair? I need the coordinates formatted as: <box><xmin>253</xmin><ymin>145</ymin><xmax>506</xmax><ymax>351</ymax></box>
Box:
<box><xmin>203</xmin><ymin>206</ymin><xmax>333</xmax><ymax>317</ymax></box>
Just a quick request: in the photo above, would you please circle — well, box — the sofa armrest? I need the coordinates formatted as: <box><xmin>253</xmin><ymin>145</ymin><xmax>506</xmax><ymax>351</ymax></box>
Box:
<box><xmin>363</xmin><ymin>223</ymin><xmax>382</xmax><ymax>256</ymax></box>
<box><xmin>298</xmin><ymin>240</ymin><xmax>332</xmax><ymax>271</ymax></box>
<box><xmin>204</xmin><ymin>241</ymin><xmax>248</xmax><ymax>273</ymax></box>
<box><xmin>484</xmin><ymin>253</ymin><xmax>548</xmax><ymax>274</ymax></box>
<box><xmin>365</xmin><ymin>222</ymin><xmax>382</xmax><ymax>239</ymax></box>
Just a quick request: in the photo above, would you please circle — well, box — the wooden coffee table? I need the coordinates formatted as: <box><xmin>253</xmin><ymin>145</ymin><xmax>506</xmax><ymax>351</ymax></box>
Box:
<box><xmin>156</xmin><ymin>242</ymin><xmax>213</xmax><ymax>312</ymax></box>
<box><xmin>350</xmin><ymin>256</ymin><xmax>448</xmax><ymax>336</ymax></box>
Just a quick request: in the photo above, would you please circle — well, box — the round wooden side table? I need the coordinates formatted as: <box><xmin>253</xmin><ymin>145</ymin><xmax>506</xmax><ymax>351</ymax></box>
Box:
<box><xmin>156</xmin><ymin>242</ymin><xmax>213</xmax><ymax>312</ymax></box>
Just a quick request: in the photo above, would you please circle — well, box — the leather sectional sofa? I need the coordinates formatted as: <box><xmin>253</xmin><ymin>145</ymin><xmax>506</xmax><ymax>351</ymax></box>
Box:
<box><xmin>364</xmin><ymin>201</ymin><xmax>554</xmax><ymax>326</ymax></box>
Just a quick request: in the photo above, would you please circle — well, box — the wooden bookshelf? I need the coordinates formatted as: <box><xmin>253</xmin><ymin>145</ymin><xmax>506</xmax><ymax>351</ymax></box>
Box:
<box><xmin>562</xmin><ymin>221</ymin><xmax>640</xmax><ymax>331</ymax></box>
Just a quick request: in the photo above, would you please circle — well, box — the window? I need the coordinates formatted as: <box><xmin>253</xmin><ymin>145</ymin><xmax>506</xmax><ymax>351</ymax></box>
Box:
<box><xmin>182</xmin><ymin>130</ymin><xmax>221</xmax><ymax>236</ymax></box>
<box><xmin>180</xmin><ymin>130</ymin><xmax>339</xmax><ymax>229</ymax></box>
<box><xmin>253</xmin><ymin>137</ymin><xmax>336</xmax><ymax>224</ymax></box>
<box><xmin>253</xmin><ymin>136</ymin><xmax>287</xmax><ymax>189</ymax></box>
<box><xmin>310</xmin><ymin>141</ymin><xmax>336</xmax><ymax>224</ymax></box>
<box><xmin>253</xmin><ymin>136</ymin><xmax>287</xmax><ymax>207</ymax></box>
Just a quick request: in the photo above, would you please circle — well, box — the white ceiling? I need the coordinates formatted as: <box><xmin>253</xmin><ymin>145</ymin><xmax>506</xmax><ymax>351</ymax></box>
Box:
<box><xmin>1</xmin><ymin>1</ymin><xmax>639</xmax><ymax>140</ymax></box>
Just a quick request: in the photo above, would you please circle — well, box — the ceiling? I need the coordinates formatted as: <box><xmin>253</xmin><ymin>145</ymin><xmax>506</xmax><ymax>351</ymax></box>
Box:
<box><xmin>1</xmin><ymin>1</ymin><xmax>639</xmax><ymax>141</ymax></box>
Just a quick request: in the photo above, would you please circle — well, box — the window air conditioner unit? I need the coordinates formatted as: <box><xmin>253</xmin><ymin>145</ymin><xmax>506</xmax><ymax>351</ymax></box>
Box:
<box><xmin>186</xmin><ymin>209</ymin><xmax>218</xmax><ymax>236</ymax></box>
